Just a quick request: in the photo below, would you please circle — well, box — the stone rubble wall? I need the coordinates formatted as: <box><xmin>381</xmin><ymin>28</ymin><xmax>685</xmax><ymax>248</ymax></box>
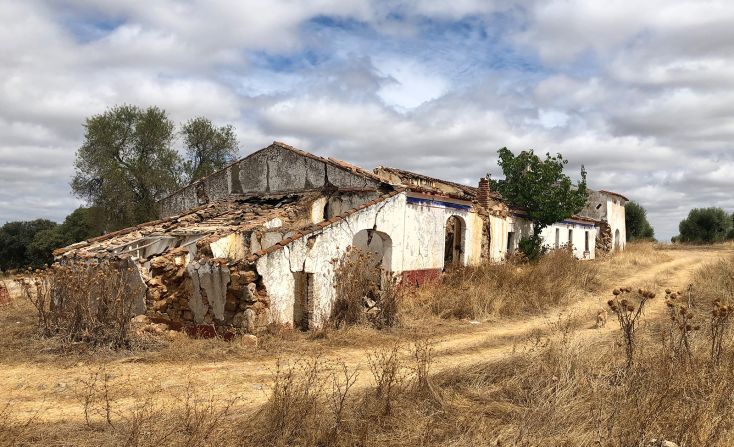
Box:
<box><xmin>145</xmin><ymin>250</ymin><xmax>271</xmax><ymax>334</ymax></box>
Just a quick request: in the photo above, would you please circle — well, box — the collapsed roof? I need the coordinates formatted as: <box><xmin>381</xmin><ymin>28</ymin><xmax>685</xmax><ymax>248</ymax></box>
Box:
<box><xmin>55</xmin><ymin>192</ymin><xmax>323</xmax><ymax>261</ymax></box>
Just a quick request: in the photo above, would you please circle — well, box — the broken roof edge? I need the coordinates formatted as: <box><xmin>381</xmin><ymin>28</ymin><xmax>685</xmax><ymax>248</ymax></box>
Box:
<box><xmin>598</xmin><ymin>190</ymin><xmax>630</xmax><ymax>202</ymax></box>
<box><xmin>375</xmin><ymin>166</ymin><xmax>479</xmax><ymax>194</ymax></box>
<box><xmin>157</xmin><ymin>141</ymin><xmax>386</xmax><ymax>204</ymax></box>
<box><xmin>53</xmin><ymin>192</ymin><xmax>313</xmax><ymax>257</ymax></box>
<box><xmin>244</xmin><ymin>188</ymin><xmax>407</xmax><ymax>264</ymax></box>
<box><xmin>405</xmin><ymin>187</ymin><xmax>476</xmax><ymax>203</ymax></box>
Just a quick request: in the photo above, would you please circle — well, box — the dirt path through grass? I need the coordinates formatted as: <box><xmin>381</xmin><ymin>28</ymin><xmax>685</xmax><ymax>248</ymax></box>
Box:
<box><xmin>1</xmin><ymin>246</ymin><xmax>730</xmax><ymax>425</ymax></box>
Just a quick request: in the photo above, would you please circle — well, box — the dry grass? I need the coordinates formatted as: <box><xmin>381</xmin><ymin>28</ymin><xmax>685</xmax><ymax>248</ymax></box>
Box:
<box><xmin>3</xmin><ymin>245</ymin><xmax>734</xmax><ymax>446</ymax></box>
<box><xmin>10</xmin><ymin>315</ymin><xmax>734</xmax><ymax>446</ymax></box>
<box><xmin>688</xmin><ymin>253</ymin><xmax>734</xmax><ymax>304</ymax></box>
<box><xmin>600</xmin><ymin>241</ymin><xmax>673</xmax><ymax>274</ymax></box>
<box><xmin>405</xmin><ymin>248</ymin><xmax>601</xmax><ymax>320</ymax></box>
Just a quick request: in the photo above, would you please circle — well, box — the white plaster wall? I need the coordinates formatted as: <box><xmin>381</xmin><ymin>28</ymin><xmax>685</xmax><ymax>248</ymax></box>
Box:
<box><xmin>487</xmin><ymin>215</ymin><xmax>510</xmax><ymax>262</ymax></box>
<box><xmin>256</xmin><ymin>192</ymin><xmax>487</xmax><ymax>327</ymax></box>
<box><xmin>310</xmin><ymin>197</ymin><xmax>327</xmax><ymax>223</ymax></box>
<box><xmin>256</xmin><ymin>192</ymin><xmax>600</xmax><ymax>328</ymax></box>
<box><xmin>400</xmin><ymin>199</ymin><xmax>483</xmax><ymax>270</ymax></box>
<box><xmin>500</xmin><ymin>215</ymin><xmax>597</xmax><ymax>260</ymax></box>
<box><xmin>607</xmin><ymin>200</ymin><xmax>627</xmax><ymax>251</ymax></box>
<box><xmin>257</xmin><ymin>193</ymin><xmax>406</xmax><ymax>327</ymax></box>
<box><xmin>210</xmin><ymin>233</ymin><xmax>247</xmax><ymax>260</ymax></box>
<box><xmin>540</xmin><ymin>222</ymin><xmax>597</xmax><ymax>259</ymax></box>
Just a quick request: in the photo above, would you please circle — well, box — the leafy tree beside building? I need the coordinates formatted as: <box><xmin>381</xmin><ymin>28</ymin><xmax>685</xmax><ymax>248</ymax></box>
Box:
<box><xmin>180</xmin><ymin>117</ymin><xmax>238</xmax><ymax>183</ymax></box>
<box><xmin>71</xmin><ymin>105</ymin><xmax>241</xmax><ymax>231</ymax></box>
<box><xmin>489</xmin><ymin>148</ymin><xmax>588</xmax><ymax>260</ymax></box>
<box><xmin>625</xmin><ymin>201</ymin><xmax>655</xmax><ymax>241</ymax></box>
<box><xmin>71</xmin><ymin>105</ymin><xmax>181</xmax><ymax>231</ymax></box>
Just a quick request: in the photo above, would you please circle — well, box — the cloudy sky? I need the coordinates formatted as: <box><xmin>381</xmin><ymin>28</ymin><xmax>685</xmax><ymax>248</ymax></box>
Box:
<box><xmin>2</xmin><ymin>0</ymin><xmax>734</xmax><ymax>240</ymax></box>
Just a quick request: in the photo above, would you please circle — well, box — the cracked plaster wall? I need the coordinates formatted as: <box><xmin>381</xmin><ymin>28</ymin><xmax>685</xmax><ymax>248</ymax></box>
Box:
<box><xmin>159</xmin><ymin>145</ymin><xmax>383</xmax><ymax>217</ymax></box>
<box><xmin>255</xmin><ymin>192</ymin><xmax>489</xmax><ymax>328</ymax></box>
<box><xmin>186</xmin><ymin>260</ymin><xmax>231</xmax><ymax>324</ymax></box>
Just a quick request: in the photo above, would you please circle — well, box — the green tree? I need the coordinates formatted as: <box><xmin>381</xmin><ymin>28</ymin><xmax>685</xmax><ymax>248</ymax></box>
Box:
<box><xmin>625</xmin><ymin>201</ymin><xmax>655</xmax><ymax>241</ymax></box>
<box><xmin>57</xmin><ymin>207</ymin><xmax>102</xmax><ymax>242</ymax></box>
<box><xmin>181</xmin><ymin>117</ymin><xmax>239</xmax><ymax>183</ymax></box>
<box><xmin>26</xmin><ymin>226</ymin><xmax>67</xmax><ymax>267</ymax></box>
<box><xmin>0</xmin><ymin>219</ymin><xmax>57</xmax><ymax>270</ymax></box>
<box><xmin>678</xmin><ymin>207</ymin><xmax>732</xmax><ymax>244</ymax></box>
<box><xmin>71</xmin><ymin>105</ymin><xmax>180</xmax><ymax>230</ymax></box>
<box><xmin>489</xmin><ymin>148</ymin><xmax>588</xmax><ymax>260</ymax></box>
<box><xmin>26</xmin><ymin>208</ymin><xmax>103</xmax><ymax>268</ymax></box>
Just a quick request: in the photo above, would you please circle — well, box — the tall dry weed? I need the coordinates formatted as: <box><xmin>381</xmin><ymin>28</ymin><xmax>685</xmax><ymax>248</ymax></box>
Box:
<box><xmin>19</xmin><ymin>262</ymin><xmax>140</xmax><ymax>349</ymax></box>
<box><xmin>408</xmin><ymin>248</ymin><xmax>600</xmax><ymax>320</ymax></box>
<box><xmin>331</xmin><ymin>247</ymin><xmax>401</xmax><ymax>329</ymax></box>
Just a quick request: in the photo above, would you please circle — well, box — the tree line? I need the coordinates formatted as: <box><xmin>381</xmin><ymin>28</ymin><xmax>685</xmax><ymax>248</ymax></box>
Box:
<box><xmin>672</xmin><ymin>208</ymin><xmax>734</xmax><ymax>244</ymax></box>
<box><xmin>0</xmin><ymin>105</ymin><xmax>239</xmax><ymax>271</ymax></box>
<box><xmin>625</xmin><ymin>202</ymin><xmax>734</xmax><ymax>245</ymax></box>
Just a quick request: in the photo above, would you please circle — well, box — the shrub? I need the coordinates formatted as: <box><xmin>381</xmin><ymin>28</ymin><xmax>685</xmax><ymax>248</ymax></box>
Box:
<box><xmin>19</xmin><ymin>262</ymin><xmax>141</xmax><ymax>349</ymax></box>
<box><xmin>517</xmin><ymin>234</ymin><xmax>547</xmax><ymax>261</ymax></box>
<box><xmin>331</xmin><ymin>247</ymin><xmax>401</xmax><ymax>329</ymax></box>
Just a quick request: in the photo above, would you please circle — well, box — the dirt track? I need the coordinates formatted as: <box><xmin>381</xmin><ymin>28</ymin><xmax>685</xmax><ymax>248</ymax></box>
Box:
<box><xmin>1</xmin><ymin>246</ymin><xmax>730</xmax><ymax>424</ymax></box>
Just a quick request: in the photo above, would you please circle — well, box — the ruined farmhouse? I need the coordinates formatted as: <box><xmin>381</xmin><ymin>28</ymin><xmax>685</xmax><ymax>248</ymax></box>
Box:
<box><xmin>55</xmin><ymin>142</ymin><xmax>627</xmax><ymax>333</ymax></box>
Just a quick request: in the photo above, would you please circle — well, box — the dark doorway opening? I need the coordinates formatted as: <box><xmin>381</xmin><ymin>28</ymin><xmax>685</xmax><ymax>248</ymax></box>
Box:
<box><xmin>444</xmin><ymin>216</ymin><xmax>465</xmax><ymax>268</ymax></box>
<box><xmin>293</xmin><ymin>271</ymin><xmax>314</xmax><ymax>330</ymax></box>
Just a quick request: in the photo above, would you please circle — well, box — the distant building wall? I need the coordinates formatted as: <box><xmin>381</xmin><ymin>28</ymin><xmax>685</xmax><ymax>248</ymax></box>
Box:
<box><xmin>159</xmin><ymin>144</ymin><xmax>384</xmax><ymax>217</ymax></box>
<box><xmin>579</xmin><ymin>189</ymin><xmax>627</xmax><ymax>252</ymax></box>
<box><xmin>498</xmin><ymin>214</ymin><xmax>597</xmax><ymax>260</ymax></box>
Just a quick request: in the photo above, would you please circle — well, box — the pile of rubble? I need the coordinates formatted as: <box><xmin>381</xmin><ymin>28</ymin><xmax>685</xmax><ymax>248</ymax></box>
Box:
<box><xmin>596</xmin><ymin>222</ymin><xmax>613</xmax><ymax>253</ymax></box>
<box><xmin>53</xmin><ymin>193</ymin><xmax>322</xmax><ymax>335</ymax></box>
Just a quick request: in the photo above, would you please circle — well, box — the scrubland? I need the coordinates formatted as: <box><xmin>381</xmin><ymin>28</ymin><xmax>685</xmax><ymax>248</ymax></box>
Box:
<box><xmin>1</xmin><ymin>242</ymin><xmax>733</xmax><ymax>446</ymax></box>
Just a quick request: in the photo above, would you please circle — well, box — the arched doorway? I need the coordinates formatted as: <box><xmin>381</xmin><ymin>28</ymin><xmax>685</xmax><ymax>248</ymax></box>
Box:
<box><xmin>352</xmin><ymin>229</ymin><xmax>392</xmax><ymax>271</ymax></box>
<box><xmin>614</xmin><ymin>229</ymin><xmax>621</xmax><ymax>251</ymax></box>
<box><xmin>444</xmin><ymin>216</ymin><xmax>465</xmax><ymax>269</ymax></box>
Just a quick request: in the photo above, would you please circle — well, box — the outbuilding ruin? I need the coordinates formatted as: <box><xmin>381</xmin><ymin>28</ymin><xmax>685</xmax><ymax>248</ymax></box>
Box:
<box><xmin>55</xmin><ymin>142</ymin><xmax>627</xmax><ymax>333</ymax></box>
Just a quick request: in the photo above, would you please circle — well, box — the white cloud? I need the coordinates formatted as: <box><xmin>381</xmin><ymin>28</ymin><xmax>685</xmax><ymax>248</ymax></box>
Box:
<box><xmin>375</xmin><ymin>57</ymin><xmax>449</xmax><ymax>109</ymax></box>
<box><xmin>1</xmin><ymin>0</ymin><xmax>734</xmax><ymax>242</ymax></box>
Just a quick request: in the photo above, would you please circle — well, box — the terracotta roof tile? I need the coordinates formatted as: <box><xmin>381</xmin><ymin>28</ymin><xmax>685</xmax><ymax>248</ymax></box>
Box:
<box><xmin>59</xmin><ymin>193</ymin><xmax>321</xmax><ymax>259</ymax></box>
<box><xmin>247</xmin><ymin>189</ymin><xmax>405</xmax><ymax>262</ymax></box>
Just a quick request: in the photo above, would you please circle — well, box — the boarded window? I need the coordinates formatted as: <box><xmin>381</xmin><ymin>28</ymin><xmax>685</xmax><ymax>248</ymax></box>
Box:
<box><xmin>293</xmin><ymin>272</ymin><xmax>314</xmax><ymax>330</ymax></box>
<box><xmin>554</xmin><ymin>228</ymin><xmax>560</xmax><ymax>249</ymax></box>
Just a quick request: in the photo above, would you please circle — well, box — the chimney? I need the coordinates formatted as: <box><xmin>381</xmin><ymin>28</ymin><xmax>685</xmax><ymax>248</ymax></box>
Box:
<box><xmin>477</xmin><ymin>177</ymin><xmax>491</xmax><ymax>209</ymax></box>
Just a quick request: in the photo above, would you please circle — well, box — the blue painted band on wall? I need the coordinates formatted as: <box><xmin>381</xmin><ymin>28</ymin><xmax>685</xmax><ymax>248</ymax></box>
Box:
<box><xmin>407</xmin><ymin>196</ymin><xmax>471</xmax><ymax>211</ymax></box>
<box><xmin>511</xmin><ymin>212</ymin><xmax>596</xmax><ymax>229</ymax></box>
